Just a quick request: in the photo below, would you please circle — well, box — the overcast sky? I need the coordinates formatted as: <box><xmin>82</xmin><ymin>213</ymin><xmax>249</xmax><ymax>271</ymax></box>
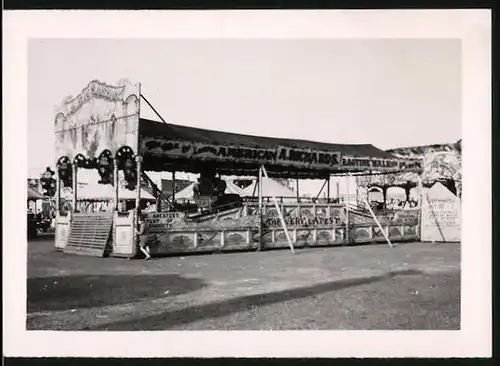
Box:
<box><xmin>28</xmin><ymin>38</ymin><xmax>461</xmax><ymax>177</ymax></box>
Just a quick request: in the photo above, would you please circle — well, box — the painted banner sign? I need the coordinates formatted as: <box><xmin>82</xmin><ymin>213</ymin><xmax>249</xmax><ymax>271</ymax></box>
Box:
<box><xmin>264</xmin><ymin>215</ymin><xmax>344</xmax><ymax>228</ymax></box>
<box><xmin>398</xmin><ymin>159</ymin><xmax>423</xmax><ymax>172</ymax></box>
<box><xmin>55</xmin><ymin>79</ymin><xmax>140</xmax><ymax>163</ymax></box>
<box><xmin>142</xmin><ymin>138</ymin><xmax>422</xmax><ymax>173</ymax></box>
<box><xmin>142</xmin><ymin>139</ymin><xmax>277</xmax><ymax>165</ymax></box>
<box><xmin>341</xmin><ymin>155</ymin><xmax>373</xmax><ymax>170</ymax></box>
<box><xmin>342</xmin><ymin>155</ymin><xmax>422</xmax><ymax>172</ymax></box>
<box><xmin>276</xmin><ymin>146</ymin><xmax>341</xmax><ymax>169</ymax></box>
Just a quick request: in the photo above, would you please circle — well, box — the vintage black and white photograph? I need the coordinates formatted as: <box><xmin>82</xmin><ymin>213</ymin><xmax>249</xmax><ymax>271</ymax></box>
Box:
<box><xmin>4</xmin><ymin>10</ymin><xmax>491</xmax><ymax>358</ymax></box>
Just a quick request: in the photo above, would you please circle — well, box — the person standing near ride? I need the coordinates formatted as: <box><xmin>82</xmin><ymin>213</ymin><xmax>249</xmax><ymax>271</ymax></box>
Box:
<box><xmin>136</xmin><ymin>213</ymin><xmax>151</xmax><ymax>260</ymax></box>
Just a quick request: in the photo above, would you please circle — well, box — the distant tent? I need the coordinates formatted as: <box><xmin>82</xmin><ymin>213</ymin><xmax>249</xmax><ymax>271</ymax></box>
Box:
<box><xmin>60</xmin><ymin>183</ymin><xmax>154</xmax><ymax>201</ymax></box>
<box><xmin>242</xmin><ymin>177</ymin><xmax>296</xmax><ymax>200</ymax></box>
<box><xmin>225</xmin><ymin>179</ymin><xmax>247</xmax><ymax>196</ymax></box>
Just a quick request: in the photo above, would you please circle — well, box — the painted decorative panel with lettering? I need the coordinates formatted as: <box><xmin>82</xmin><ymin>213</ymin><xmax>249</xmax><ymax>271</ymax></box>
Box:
<box><xmin>55</xmin><ymin>79</ymin><xmax>140</xmax><ymax>162</ymax></box>
<box><xmin>140</xmin><ymin>139</ymin><xmax>422</xmax><ymax>173</ymax></box>
<box><xmin>421</xmin><ymin>182</ymin><xmax>461</xmax><ymax>242</ymax></box>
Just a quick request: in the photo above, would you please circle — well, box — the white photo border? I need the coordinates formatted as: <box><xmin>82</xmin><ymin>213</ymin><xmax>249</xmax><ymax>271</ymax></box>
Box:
<box><xmin>2</xmin><ymin>9</ymin><xmax>492</xmax><ymax>358</ymax></box>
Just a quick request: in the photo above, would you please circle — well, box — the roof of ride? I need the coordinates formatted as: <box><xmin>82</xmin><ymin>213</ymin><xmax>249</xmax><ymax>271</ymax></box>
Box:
<box><xmin>138</xmin><ymin>118</ymin><xmax>410</xmax><ymax>178</ymax></box>
<box><xmin>139</xmin><ymin>118</ymin><xmax>395</xmax><ymax>157</ymax></box>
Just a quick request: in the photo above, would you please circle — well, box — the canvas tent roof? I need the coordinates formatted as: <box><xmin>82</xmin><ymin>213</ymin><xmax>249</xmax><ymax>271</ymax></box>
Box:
<box><xmin>139</xmin><ymin>119</ymin><xmax>396</xmax><ymax>157</ymax></box>
<box><xmin>138</xmin><ymin>118</ymin><xmax>422</xmax><ymax>178</ymax></box>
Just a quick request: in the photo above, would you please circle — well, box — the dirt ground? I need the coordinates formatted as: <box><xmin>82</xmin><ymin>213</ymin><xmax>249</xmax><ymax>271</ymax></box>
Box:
<box><xmin>27</xmin><ymin>236</ymin><xmax>461</xmax><ymax>330</ymax></box>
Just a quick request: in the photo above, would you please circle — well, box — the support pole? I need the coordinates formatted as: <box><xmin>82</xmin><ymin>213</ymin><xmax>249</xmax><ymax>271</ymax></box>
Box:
<box><xmin>405</xmin><ymin>183</ymin><xmax>411</xmax><ymax>202</ymax></box>
<box><xmin>172</xmin><ymin>171</ymin><xmax>176</xmax><ymax>203</ymax></box>
<box><xmin>156</xmin><ymin>195</ymin><xmax>162</xmax><ymax>213</ymax></box>
<box><xmin>257</xmin><ymin>166</ymin><xmax>263</xmax><ymax>251</ymax></box>
<box><xmin>327</xmin><ymin>175</ymin><xmax>330</xmax><ymax>202</ymax></box>
<box><xmin>362</xmin><ymin>194</ymin><xmax>393</xmax><ymax>248</ymax></box>
<box><xmin>345</xmin><ymin>173</ymin><xmax>350</xmax><ymax>245</ymax></box>
<box><xmin>72</xmin><ymin>164</ymin><xmax>78</xmax><ymax>212</ymax></box>
<box><xmin>417</xmin><ymin>176</ymin><xmax>424</xmax><ymax>240</ymax></box>
<box><xmin>296</xmin><ymin>177</ymin><xmax>300</xmax><ymax>202</ymax></box>
<box><xmin>135</xmin><ymin>155</ymin><xmax>142</xmax><ymax>213</ymax></box>
<box><xmin>113</xmin><ymin>160</ymin><xmax>119</xmax><ymax>211</ymax></box>
<box><xmin>262</xmin><ymin>165</ymin><xmax>295</xmax><ymax>254</ymax></box>
<box><xmin>382</xmin><ymin>186</ymin><xmax>388</xmax><ymax>211</ymax></box>
<box><xmin>55</xmin><ymin>172</ymin><xmax>60</xmax><ymax>214</ymax></box>
<box><xmin>251</xmin><ymin>177</ymin><xmax>258</xmax><ymax>197</ymax></box>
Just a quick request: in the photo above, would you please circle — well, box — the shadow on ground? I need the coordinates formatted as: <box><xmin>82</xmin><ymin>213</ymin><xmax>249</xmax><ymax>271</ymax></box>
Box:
<box><xmin>89</xmin><ymin>268</ymin><xmax>423</xmax><ymax>331</ymax></box>
<box><xmin>27</xmin><ymin>274</ymin><xmax>206</xmax><ymax>313</ymax></box>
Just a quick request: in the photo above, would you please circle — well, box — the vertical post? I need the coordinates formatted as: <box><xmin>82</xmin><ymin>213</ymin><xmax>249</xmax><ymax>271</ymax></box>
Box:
<box><xmin>135</xmin><ymin>155</ymin><xmax>142</xmax><ymax>213</ymax></box>
<box><xmin>345</xmin><ymin>173</ymin><xmax>350</xmax><ymax>245</ymax></box>
<box><xmin>382</xmin><ymin>187</ymin><xmax>388</xmax><ymax>211</ymax></box>
<box><xmin>417</xmin><ymin>176</ymin><xmax>424</xmax><ymax>240</ymax></box>
<box><xmin>55</xmin><ymin>171</ymin><xmax>60</xmax><ymax>214</ymax></box>
<box><xmin>327</xmin><ymin>175</ymin><xmax>330</xmax><ymax>202</ymax></box>
<box><xmin>172</xmin><ymin>171</ymin><xmax>176</xmax><ymax>203</ymax></box>
<box><xmin>296</xmin><ymin>177</ymin><xmax>300</xmax><ymax>202</ymax></box>
<box><xmin>355</xmin><ymin>182</ymin><xmax>359</xmax><ymax>204</ymax></box>
<box><xmin>113</xmin><ymin>160</ymin><xmax>119</xmax><ymax>211</ymax></box>
<box><xmin>405</xmin><ymin>183</ymin><xmax>411</xmax><ymax>202</ymax></box>
<box><xmin>72</xmin><ymin>163</ymin><xmax>78</xmax><ymax>212</ymax></box>
<box><xmin>258</xmin><ymin>166</ymin><xmax>263</xmax><ymax>251</ymax></box>
<box><xmin>156</xmin><ymin>195</ymin><xmax>162</xmax><ymax>213</ymax></box>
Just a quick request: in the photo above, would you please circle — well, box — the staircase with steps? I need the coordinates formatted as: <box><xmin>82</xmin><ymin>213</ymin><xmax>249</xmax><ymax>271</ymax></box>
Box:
<box><xmin>63</xmin><ymin>212</ymin><xmax>114</xmax><ymax>257</ymax></box>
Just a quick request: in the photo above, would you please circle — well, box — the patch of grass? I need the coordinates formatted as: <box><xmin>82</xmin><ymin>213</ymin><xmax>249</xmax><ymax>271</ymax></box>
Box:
<box><xmin>91</xmin><ymin>270</ymin><xmax>460</xmax><ymax>330</ymax></box>
<box><xmin>27</xmin><ymin>238</ymin><xmax>460</xmax><ymax>330</ymax></box>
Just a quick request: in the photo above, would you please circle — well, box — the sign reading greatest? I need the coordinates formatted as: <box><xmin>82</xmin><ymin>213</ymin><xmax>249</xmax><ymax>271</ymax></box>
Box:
<box><xmin>144</xmin><ymin>212</ymin><xmax>184</xmax><ymax>232</ymax></box>
<box><xmin>264</xmin><ymin>215</ymin><xmax>343</xmax><ymax>228</ymax></box>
